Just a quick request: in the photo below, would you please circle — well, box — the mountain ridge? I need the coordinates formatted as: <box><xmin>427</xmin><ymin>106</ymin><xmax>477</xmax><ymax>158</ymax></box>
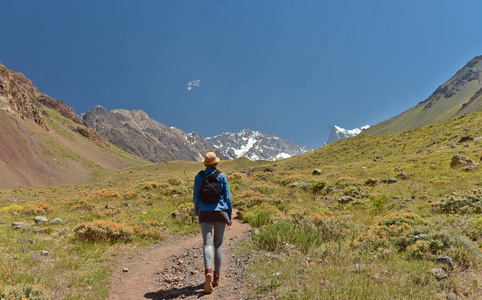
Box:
<box><xmin>83</xmin><ymin>106</ymin><xmax>311</xmax><ymax>162</ymax></box>
<box><xmin>0</xmin><ymin>61</ymin><xmax>145</xmax><ymax>188</ymax></box>
<box><xmin>364</xmin><ymin>55</ymin><xmax>482</xmax><ymax>135</ymax></box>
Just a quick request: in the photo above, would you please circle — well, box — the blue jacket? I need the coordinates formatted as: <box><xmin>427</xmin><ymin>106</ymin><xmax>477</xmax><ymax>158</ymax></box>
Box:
<box><xmin>193</xmin><ymin>168</ymin><xmax>232</xmax><ymax>220</ymax></box>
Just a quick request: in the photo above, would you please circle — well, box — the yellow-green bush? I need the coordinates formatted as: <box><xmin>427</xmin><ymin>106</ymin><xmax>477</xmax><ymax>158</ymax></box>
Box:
<box><xmin>432</xmin><ymin>189</ymin><xmax>482</xmax><ymax>214</ymax></box>
<box><xmin>368</xmin><ymin>193</ymin><xmax>389</xmax><ymax>212</ymax></box>
<box><xmin>167</xmin><ymin>177</ymin><xmax>183</xmax><ymax>186</ymax></box>
<box><xmin>335</xmin><ymin>176</ymin><xmax>358</xmax><ymax>187</ymax></box>
<box><xmin>308</xmin><ymin>180</ymin><xmax>327</xmax><ymax>194</ymax></box>
<box><xmin>250</xmin><ymin>184</ymin><xmax>278</xmax><ymax>194</ymax></box>
<box><xmin>344</xmin><ymin>186</ymin><xmax>370</xmax><ymax>198</ymax></box>
<box><xmin>0</xmin><ymin>204</ymin><xmax>23</xmax><ymax>214</ymax></box>
<box><xmin>74</xmin><ymin>220</ymin><xmax>133</xmax><ymax>243</ymax></box>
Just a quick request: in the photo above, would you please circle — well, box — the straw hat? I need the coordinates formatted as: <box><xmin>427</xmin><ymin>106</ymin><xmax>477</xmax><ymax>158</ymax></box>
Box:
<box><xmin>203</xmin><ymin>152</ymin><xmax>220</xmax><ymax>165</ymax></box>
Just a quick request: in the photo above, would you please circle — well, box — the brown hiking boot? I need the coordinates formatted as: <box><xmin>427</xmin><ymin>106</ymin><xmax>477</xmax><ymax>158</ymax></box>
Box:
<box><xmin>213</xmin><ymin>272</ymin><xmax>220</xmax><ymax>287</ymax></box>
<box><xmin>204</xmin><ymin>269</ymin><xmax>213</xmax><ymax>294</ymax></box>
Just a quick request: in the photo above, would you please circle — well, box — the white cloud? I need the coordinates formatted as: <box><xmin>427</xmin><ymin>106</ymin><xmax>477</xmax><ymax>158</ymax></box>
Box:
<box><xmin>187</xmin><ymin>79</ymin><xmax>201</xmax><ymax>91</ymax></box>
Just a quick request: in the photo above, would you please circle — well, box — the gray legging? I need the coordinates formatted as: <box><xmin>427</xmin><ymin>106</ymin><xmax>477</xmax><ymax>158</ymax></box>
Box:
<box><xmin>200</xmin><ymin>222</ymin><xmax>226</xmax><ymax>274</ymax></box>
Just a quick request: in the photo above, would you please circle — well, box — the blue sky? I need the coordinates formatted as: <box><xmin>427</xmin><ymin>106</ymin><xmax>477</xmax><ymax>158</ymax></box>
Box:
<box><xmin>1</xmin><ymin>1</ymin><xmax>481</xmax><ymax>149</ymax></box>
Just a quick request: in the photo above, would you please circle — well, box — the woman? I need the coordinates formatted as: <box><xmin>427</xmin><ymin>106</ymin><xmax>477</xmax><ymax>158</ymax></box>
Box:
<box><xmin>193</xmin><ymin>152</ymin><xmax>233</xmax><ymax>294</ymax></box>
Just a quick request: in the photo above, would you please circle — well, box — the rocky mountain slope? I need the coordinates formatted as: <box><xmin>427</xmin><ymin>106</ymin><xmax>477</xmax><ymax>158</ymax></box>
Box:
<box><xmin>325</xmin><ymin>125</ymin><xmax>370</xmax><ymax>145</ymax></box>
<box><xmin>82</xmin><ymin>106</ymin><xmax>213</xmax><ymax>162</ymax></box>
<box><xmin>364</xmin><ymin>55</ymin><xmax>482</xmax><ymax>135</ymax></box>
<box><xmin>0</xmin><ymin>61</ymin><xmax>144</xmax><ymax>188</ymax></box>
<box><xmin>83</xmin><ymin>107</ymin><xmax>311</xmax><ymax>162</ymax></box>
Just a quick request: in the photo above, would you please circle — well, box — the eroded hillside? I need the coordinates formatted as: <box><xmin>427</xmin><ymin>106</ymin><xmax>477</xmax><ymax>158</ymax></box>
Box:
<box><xmin>0</xmin><ymin>61</ymin><xmax>145</xmax><ymax>188</ymax></box>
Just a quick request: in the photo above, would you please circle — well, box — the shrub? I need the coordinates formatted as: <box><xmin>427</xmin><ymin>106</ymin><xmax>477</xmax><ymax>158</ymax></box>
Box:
<box><xmin>123</xmin><ymin>191</ymin><xmax>137</xmax><ymax>200</ymax></box>
<box><xmin>22</xmin><ymin>203</ymin><xmax>55</xmax><ymax>215</ymax></box>
<box><xmin>90</xmin><ymin>189</ymin><xmax>121</xmax><ymax>200</ymax></box>
<box><xmin>352</xmin><ymin>212</ymin><xmax>481</xmax><ymax>267</ymax></box>
<box><xmin>174</xmin><ymin>202</ymin><xmax>197</xmax><ymax>223</ymax></box>
<box><xmin>131</xmin><ymin>222</ymin><xmax>165</xmax><ymax>241</ymax></box>
<box><xmin>0</xmin><ymin>204</ymin><xmax>23</xmax><ymax>214</ymax></box>
<box><xmin>101</xmin><ymin>205</ymin><xmax>122</xmax><ymax>217</ymax></box>
<box><xmin>169</xmin><ymin>186</ymin><xmax>191</xmax><ymax>196</ymax></box>
<box><xmin>352</xmin><ymin>212</ymin><xmax>432</xmax><ymax>253</ymax></box>
<box><xmin>0</xmin><ymin>284</ymin><xmax>51</xmax><ymax>299</ymax></box>
<box><xmin>142</xmin><ymin>181</ymin><xmax>170</xmax><ymax>190</ymax></box>
<box><xmin>287</xmin><ymin>208</ymin><xmax>310</xmax><ymax>224</ymax></box>
<box><xmin>227</xmin><ymin>172</ymin><xmax>247</xmax><ymax>184</ymax></box>
<box><xmin>250</xmin><ymin>172</ymin><xmax>273</xmax><ymax>180</ymax></box>
<box><xmin>308</xmin><ymin>180</ymin><xmax>327</xmax><ymax>194</ymax></box>
<box><xmin>311</xmin><ymin>214</ymin><xmax>350</xmax><ymax>241</ymax></box>
<box><xmin>406</xmin><ymin>240</ymin><xmax>430</xmax><ymax>259</ymax></box>
<box><xmin>167</xmin><ymin>177</ymin><xmax>183</xmax><ymax>186</ymax></box>
<box><xmin>237</xmin><ymin>189</ymin><xmax>266</xmax><ymax>199</ymax></box>
<box><xmin>344</xmin><ymin>186</ymin><xmax>369</xmax><ymax>198</ymax></box>
<box><xmin>368</xmin><ymin>193</ymin><xmax>389</xmax><ymax>212</ymax></box>
<box><xmin>280</xmin><ymin>174</ymin><xmax>308</xmax><ymax>186</ymax></box>
<box><xmin>234</xmin><ymin>190</ymin><xmax>270</xmax><ymax>211</ymax></box>
<box><xmin>432</xmin><ymin>189</ymin><xmax>482</xmax><ymax>214</ymax></box>
<box><xmin>70</xmin><ymin>199</ymin><xmax>96</xmax><ymax>211</ymax></box>
<box><xmin>364</xmin><ymin>178</ymin><xmax>378</xmax><ymax>186</ymax></box>
<box><xmin>242</xmin><ymin>203</ymin><xmax>280</xmax><ymax>227</ymax></box>
<box><xmin>335</xmin><ymin>176</ymin><xmax>358</xmax><ymax>187</ymax></box>
<box><xmin>250</xmin><ymin>184</ymin><xmax>277</xmax><ymax>194</ymax></box>
<box><xmin>377</xmin><ymin>212</ymin><xmax>430</xmax><ymax>228</ymax></box>
<box><xmin>463</xmin><ymin>216</ymin><xmax>482</xmax><ymax>241</ymax></box>
<box><xmin>74</xmin><ymin>220</ymin><xmax>133</xmax><ymax>243</ymax></box>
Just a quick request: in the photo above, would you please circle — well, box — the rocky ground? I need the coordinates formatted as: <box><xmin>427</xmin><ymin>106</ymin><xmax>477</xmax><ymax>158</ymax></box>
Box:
<box><xmin>108</xmin><ymin>213</ymin><xmax>252</xmax><ymax>300</ymax></box>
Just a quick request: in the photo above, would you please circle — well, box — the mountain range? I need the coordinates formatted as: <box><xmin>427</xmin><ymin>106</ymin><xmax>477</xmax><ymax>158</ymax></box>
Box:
<box><xmin>82</xmin><ymin>106</ymin><xmax>311</xmax><ymax>163</ymax></box>
<box><xmin>1</xmin><ymin>54</ymin><xmax>482</xmax><ymax>189</ymax></box>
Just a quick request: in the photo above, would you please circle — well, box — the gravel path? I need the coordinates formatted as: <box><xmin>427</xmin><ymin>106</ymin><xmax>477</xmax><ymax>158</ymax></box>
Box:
<box><xmin>108</xmin><ymin>212</ymin><xmax>251</xmax><ymax>300</ymax></box>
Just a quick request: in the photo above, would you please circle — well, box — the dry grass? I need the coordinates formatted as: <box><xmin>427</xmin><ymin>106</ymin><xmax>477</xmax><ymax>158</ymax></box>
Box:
<box><xmin>0</xmin><ymin>112</ymin><xmax>481</xmax><ymax>298</ymax></box>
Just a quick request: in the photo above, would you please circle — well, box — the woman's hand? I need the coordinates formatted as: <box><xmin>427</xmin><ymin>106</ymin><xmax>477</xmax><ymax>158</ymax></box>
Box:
<box><xmin>227</xmin><ymin>220</ymin><xmax>232</xmax><ymax>226</ymax></box>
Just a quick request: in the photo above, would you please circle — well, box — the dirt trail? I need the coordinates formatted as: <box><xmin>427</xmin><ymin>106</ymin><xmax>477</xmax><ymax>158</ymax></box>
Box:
<box><xmin>108</xmin><ymin>212</ymin><xmax>252</xmax><ymax>300</ymax></box>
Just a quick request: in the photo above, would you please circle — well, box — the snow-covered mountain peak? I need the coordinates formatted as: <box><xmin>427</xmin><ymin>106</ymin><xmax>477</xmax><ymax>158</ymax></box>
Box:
<box><xmin>204</xmin><ymin>129</ymin><xmax>311</xmax><ymax>161</ymax></box>
<box><xmin>325</xmin><ymin>125</ymin><xmax>371</xmax><ymax>145</ymax></box>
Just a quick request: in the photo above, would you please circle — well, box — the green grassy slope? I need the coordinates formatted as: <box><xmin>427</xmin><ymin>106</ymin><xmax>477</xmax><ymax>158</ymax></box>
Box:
<box><xmin>0</xmin><ymin>111</ymin><xmax>481</xmax><ymax>299</ymax></box>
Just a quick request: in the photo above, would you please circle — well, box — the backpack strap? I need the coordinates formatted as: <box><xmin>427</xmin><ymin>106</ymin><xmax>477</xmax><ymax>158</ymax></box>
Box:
<box><xmin>199</xmin><ymin>170</ymin><xmax>221</xmax><ymax>179</ymax></box>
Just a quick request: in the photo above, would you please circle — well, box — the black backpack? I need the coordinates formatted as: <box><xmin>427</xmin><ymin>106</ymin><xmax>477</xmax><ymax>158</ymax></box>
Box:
<box><xmin>199</xmin><ymin>170</ymin><xmax>222</xmax><ymax>204</ymax></box>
